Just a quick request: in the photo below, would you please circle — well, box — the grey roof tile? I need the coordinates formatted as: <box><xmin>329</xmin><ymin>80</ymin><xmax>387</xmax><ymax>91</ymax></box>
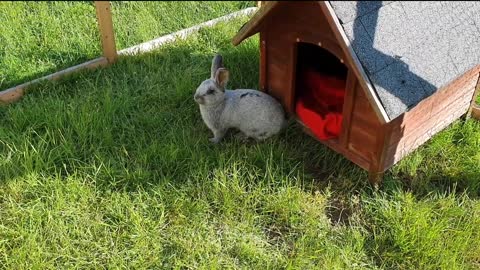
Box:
<box><xmin>406</xmin><ymin>44</ymin><xmax>459</xmax><ymax>96</ymax></box>
<box><xmin>371</xmin><ymin>60</ymin><xmax>429</xmax><ymax>119</ymax></box>
<box><xmin>329</xmin><ymin>1</ymin><xmax>480</xmax><ymax>120</ymax></box>
<box><xmin>357</xmin><ymin>1</ymin><xmax>412</xmax><ymax>73</ymax></box>
<box><xmin>329</xmin><ymin>1</ymin><xmax>393</xmax><ymax>24</ymax></box>
<box><xmin>342</xmin><ymin>21</ymin><xmax>396</xmax><ymax>74</ymax></box>
<box><xmin>446</xmin><ymin>20</ymin><xmax>480</xmax><ymax>75</ymax></box>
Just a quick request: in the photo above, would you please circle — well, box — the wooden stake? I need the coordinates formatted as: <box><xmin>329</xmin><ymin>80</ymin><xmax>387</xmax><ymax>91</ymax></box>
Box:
<box><xmin>95</xmin><ymin>1</ymin><xmax>117</xmax><ymax>63</ymax></box>
<box><xmin>471</xmin><ymin>104</ymin><xmax>480</xmax><ymax>120</ymax></box>
<box><xmin>466</xmin><ymin>72</ymin><xmax>480</xmax><ymax>120</ymax></box>
<box><xmin>368</xmin><ymin>172</ymin><xmax>384</xmax><ymax>187</ymax></box>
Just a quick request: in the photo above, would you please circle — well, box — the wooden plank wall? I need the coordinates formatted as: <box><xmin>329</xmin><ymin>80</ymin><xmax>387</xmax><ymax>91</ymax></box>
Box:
<box><xmin>383</xmin><ymin>68</ymin><xmax>480</xmax><ymax>170</ymax></box>
<box><xmin>347</xmin><ymin>81</ymin><xmax>383</xmax><ymax>165</ymax></box>
<box><xmin>262</xmin><ymin>1</ymin><xmax>384</xmax><ymax>171</ymax></box>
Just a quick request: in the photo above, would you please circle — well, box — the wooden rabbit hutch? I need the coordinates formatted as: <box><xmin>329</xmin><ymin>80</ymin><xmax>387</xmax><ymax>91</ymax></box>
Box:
<box><xmin>232</xmin><ymin>1</ymin><xmax>480</xmax><ymax>183</ymax></box>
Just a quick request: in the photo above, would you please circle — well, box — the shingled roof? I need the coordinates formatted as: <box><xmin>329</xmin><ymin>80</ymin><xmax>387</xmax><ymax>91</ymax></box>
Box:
<box><xmin>330</xmin><ymin>1</ymin><xmax>480</xmax><ymax>119</ymax></box>
<box><xmin>232</xmin><ymin>1</ymin><xmax>480</xmax><ymax>121</ymax></box>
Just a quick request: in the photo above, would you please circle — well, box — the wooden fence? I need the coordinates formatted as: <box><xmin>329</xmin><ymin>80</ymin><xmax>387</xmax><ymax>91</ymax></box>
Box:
<box><xmin>0</xmin><ymin>1</ymin><xmax>260</xmax><ymax>104</ymax></box>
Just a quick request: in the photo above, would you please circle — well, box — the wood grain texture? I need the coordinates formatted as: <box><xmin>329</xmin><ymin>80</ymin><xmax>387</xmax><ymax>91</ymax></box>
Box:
<box><xmin>94</xmin><ymin>1</ymin><xmax>118</xmax><ymax>63</ymax></box>
<box><xmin>472</xmin><ymin>104</ymin><xmax>480</xmax><ymax>120</ymax></box>
<box><xmin>286</xmin><ymin>42</ymin><xmax>298</xmax><ymax>112</ymax></box>
<box><xmin>232</xmin><ymin>1</ymin><xmax>278</xmax><ymax>46</ymax></box>
<box><xmin>296</xmin><ymin>118</ymin><xmax>371</xmax><ymax>170</ymax></box>
<box><xmin>339</xmin><ymin>70</ymin><xmax>357</xmax><ymax>148</ymax></box>
<box><xmin>347</xmin><ymin>83</ymin><xmax>383</xmax><ymax>163</ymax></box>
<box><xmin>259</xmin><ymin>30</ymin><xmax>267</xmax><ymax>92</ymax></box>
<box><xmin>369</xmin><ymin>121</ymin><xmax>393</xmax><ymax>184</ymax></box>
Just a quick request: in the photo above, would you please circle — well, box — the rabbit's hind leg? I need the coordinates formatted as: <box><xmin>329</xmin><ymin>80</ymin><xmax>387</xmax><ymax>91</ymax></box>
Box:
<box><xmin>234</xmin><ymin>130</ymin><xmax>249</xmax><ymax>141</ymax></box>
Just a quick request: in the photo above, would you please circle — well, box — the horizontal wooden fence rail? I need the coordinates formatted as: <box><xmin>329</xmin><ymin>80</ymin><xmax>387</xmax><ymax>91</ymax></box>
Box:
<box><xmin>0</xmin><ymin>2</ymin><xmax>257</xmax><ymax>105</ymax></box>
<box><xmin>118</xmin><ymin>7</ymin><xmax>257</xmax><ymax>56</ymax></box>
<box><xmin>0</xmin><ymin>57</ymin><xmax>109</xmax><ymax>104</ymax></box>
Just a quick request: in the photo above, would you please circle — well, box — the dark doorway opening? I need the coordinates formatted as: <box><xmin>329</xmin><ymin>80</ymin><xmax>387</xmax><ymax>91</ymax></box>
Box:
<box><xmin>294</xmin><ymin>42</ymin><xmax>348</xmax><ymax>141</ymax></box>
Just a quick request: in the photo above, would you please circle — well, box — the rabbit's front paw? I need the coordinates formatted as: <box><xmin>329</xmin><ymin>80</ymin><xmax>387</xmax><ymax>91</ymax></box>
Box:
<box><xmin>209</xmin><ymin>137</ymin><xmax>222</xmax><ymax>144</ymax></box>
<box><xmin>209</xmin><ymin>129</ymin><xmax>226</xmax><ymax>144</ymax></box>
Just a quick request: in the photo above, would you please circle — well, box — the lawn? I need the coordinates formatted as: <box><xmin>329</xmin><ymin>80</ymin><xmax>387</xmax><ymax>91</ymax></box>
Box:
<box><xmin>0</xmin><ymin>1</ymin><xmax>253</xmax><ymax>90</ymax></box>
<box><xmin>1</xmin><ymin>1</ymin><xmax>480</xmax><ymax>269</ymax></box>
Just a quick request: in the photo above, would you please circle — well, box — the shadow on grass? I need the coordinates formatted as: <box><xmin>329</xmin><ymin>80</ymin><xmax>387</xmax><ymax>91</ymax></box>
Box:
<box><xmin>0</xmin><ymin>51</ymin><xmax>102</xmax><ymax>91</ymax></box>
<box><xmin>2</xmin><ymin>36</ymin><xmax>479</xmax><ymax>208</ymax></box>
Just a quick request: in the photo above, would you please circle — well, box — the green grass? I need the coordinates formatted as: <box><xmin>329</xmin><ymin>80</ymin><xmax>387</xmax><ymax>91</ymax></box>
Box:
<box><xmin>1</xmin><ymin>2</ymin><xmax>480</xmax><ymax>269</ymax></box>
<box><xmin>0</xmin><ymin>1</ymin><xmax>254</xmax><ymax>90</ymax></box>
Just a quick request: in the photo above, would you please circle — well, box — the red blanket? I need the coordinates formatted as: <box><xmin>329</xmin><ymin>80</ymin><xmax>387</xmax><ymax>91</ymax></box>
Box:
<box><xmin>295</xmin><ymin>68</ymin><xmax>346</xmax><ymax>140</ymax></box>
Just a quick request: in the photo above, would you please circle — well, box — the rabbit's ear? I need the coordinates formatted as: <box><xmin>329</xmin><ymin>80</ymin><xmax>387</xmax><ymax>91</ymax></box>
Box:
<box><xmin>215</xmin><ymin>68</ymin><xmax>229</xmax><ymax>89</ymax></box>
<box><xmin>211</xmin><ymin>54</ymin><xmax>223</xmax><ymax>79</ymax></box>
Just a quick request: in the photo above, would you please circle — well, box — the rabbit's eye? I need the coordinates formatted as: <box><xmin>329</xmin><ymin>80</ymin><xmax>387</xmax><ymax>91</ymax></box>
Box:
<box><xmin>206</xmin><ymin>89</ymin><xmax>215</xmax><ymax>95</ymax></box>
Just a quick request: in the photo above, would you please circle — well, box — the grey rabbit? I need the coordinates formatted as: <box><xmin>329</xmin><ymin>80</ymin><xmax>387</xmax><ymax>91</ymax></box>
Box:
<box><xmin>194</xmin><ymin>54</ymin><xmax>287</xmax><ymax>143</ymax></box>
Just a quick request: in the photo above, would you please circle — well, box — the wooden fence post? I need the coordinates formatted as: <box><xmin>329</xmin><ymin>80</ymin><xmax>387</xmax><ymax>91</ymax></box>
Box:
<box><xmin>95</xmin><ymin>1</ymin><xmax>118</xmax><ymax>63</ymax></box>
<box><xmin>257</xmin><ymin>1</ymin><xmax>262</xmax><ymax>8</ymax></box>
<box><xmin>466</xmin><ymin>73</ymin><xmax>480</xmax><ymax>120</ymax></box>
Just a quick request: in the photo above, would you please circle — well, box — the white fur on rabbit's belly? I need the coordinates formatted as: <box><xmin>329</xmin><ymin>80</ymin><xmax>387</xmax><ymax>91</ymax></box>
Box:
<box><xmin>225</xmin><ymin>89</ymin><xmax>285</xmax><ymax>135</ymax></box>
